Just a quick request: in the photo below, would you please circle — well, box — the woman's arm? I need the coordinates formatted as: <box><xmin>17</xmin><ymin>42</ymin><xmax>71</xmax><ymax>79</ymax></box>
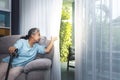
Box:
<box><xmin>45</xmin><ymin>37</ymin><xmax>57</xmax><ymax>53</ymax></box>
<box><xmin>9</xmin><ymin>39</ymin><xmax>23</xmax><ymax>54</ymax></box>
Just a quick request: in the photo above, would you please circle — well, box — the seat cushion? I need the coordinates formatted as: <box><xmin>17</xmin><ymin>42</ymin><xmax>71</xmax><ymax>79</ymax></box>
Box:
<box><xmin>24</xmin><ymin>58</ymin><xmax>52</xmax><ymax>73</ymax></box>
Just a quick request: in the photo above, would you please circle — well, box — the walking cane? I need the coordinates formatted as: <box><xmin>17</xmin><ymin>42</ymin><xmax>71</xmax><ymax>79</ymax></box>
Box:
<box><xmin>5</xmin><ymin>49</ymin><xmax>18</xmax><ymax>80</ymax></box>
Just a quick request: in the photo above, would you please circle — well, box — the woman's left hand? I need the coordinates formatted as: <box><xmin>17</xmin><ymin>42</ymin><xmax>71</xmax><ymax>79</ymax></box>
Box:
<box><xmin>51</xmin><ymin>37</ymin><xmax>57</xmax><ymax>42</ymax></box>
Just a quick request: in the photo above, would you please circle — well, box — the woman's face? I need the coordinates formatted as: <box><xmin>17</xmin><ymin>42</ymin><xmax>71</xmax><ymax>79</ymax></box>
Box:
<box><xmin>31</xmin><ymin>31</ymin><xmax>41</xmax><ymax>42</ymax></box>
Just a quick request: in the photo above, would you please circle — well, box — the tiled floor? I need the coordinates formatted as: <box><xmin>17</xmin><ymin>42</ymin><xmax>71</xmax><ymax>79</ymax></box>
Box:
<box><xmin>61</xmin><ymin>62</ymin><xmax>75</xmax><ymax>80</ymax></box>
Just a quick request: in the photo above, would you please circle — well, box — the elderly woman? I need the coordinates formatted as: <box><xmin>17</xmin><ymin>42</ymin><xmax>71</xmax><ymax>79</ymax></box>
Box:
<box><xmin>0</xmin><ymin>28</ymin><xmax>57</xmax><ymax>80</ymax></box>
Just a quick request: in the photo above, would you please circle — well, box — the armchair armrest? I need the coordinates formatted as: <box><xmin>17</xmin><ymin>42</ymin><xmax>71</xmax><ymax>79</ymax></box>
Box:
<box><xmin>24</xmin><ymin>58</ymin><xmax>52</xmax><ymax>73</ymax></box>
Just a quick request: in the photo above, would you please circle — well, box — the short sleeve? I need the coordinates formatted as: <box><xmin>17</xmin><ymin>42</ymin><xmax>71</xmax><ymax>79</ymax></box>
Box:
<box><xmin>14</xmin><ymin>39</ymin><xmax>23</xmax><ymax>49</ymax></box>
<box><xmin>36</xmin><ymin>44</ymin><xmax>46</xmax><ymax>54</ymax></box>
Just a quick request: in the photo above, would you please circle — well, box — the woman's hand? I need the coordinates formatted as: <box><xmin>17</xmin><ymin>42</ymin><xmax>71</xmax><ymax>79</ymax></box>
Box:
<box><xmin>45</xmin><ymin>36</ymin><xmax>57</xmax><ymax>53</ymax></box>
<box><xmin>9</xmin><ymin>46</ymin><xmax>16</xmax><ymax>54</ymax></box>
<box><xmin>51</xmin><ymin>37</ymin><xmax>57</xmax><ymax>42</ymax></box>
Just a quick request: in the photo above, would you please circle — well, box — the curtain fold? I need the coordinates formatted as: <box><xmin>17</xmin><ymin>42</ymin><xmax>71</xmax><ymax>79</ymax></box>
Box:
<box><xmin>75</xmin><ymin>0</ymin><xmax>120</xmax><ymax>80</ymax></box>
<box><xmin>19</xmin><ymin>0</ymin><xmax>63</xmax><ymax>80</ymax></box>
<box><xmin>75</xmin><ymin>0</ymin><xmax>84</xmax><ymax>80</ymax></box>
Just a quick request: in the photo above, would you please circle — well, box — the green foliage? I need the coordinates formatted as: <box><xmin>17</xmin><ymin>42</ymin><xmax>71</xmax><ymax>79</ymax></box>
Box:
<box><xmin>60</xmin><ymin>21</ymin><xmax>72</xmax><ymax>62</ymax></box>
<box><xmin>60</xmin><ymin>6</ymin><xmax>72</xmax><ymax>62</ymax></box>
<box><xmin>61</xmin><ymin>7</ymin><xmax>71</xmax><ymax>20</ymax></box>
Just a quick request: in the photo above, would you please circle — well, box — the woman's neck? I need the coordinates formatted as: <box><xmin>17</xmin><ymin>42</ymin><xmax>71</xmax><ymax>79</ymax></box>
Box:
<box><xmin>28</xmin><ymin>38</ymin><xmax>35</xmax><ymax>47</ymax></box>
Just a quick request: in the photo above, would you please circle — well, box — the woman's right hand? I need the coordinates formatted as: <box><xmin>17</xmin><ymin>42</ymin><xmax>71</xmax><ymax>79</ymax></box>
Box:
<box><xmin>9</xmin><ymin>46</ymin><xmax>16</xmax><ymax>54</ymax></box>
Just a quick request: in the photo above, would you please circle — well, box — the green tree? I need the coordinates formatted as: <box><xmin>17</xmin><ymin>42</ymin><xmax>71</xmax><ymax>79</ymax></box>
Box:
<box><xmin>60</xmin><ymin>6</ymin><xmax>72</xmax><ymax>62</ymax></box>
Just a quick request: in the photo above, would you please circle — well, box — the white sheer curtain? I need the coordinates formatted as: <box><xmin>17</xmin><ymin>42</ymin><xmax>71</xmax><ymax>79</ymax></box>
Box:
<box><xmin>75</xmin><ymin>0</ymin><xmax>120</xmax><ymax>80</ymax></box>
<box><xmin>19</xmin><ymin>0</ymin><xmax>63</xmax><ymax>80</ymax></box>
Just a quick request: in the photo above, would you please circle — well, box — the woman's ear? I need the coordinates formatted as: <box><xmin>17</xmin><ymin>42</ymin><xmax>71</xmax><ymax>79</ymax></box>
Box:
<box><xmin>30</xmin><ymin>34</ymin><xmax>35</xmax><ymax>37</ymax></box>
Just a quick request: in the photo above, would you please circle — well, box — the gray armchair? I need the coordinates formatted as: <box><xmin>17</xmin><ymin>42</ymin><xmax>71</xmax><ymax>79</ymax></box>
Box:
<box><xmin>0</xmin><ymin>35</ymin><xmax>54</xmax><ymax>80</ymax></box>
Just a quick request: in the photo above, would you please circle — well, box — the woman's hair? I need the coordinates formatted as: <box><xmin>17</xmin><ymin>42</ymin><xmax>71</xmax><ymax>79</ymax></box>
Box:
<box><xmin>20</xmin><ymin>28</ymin><xmax>40</xmax><ymax>39</ymax></box>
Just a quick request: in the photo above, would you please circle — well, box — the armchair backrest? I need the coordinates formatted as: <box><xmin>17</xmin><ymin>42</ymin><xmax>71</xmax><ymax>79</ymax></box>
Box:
<box><xmin>0</xmin><ymin>35</ymin><xmax>21</xmax><ymax>54</ymax></box>
<box><xmin>38</xmin><ymin>36</ymin><xmax>54</xmax><ymax>60</ymax></box>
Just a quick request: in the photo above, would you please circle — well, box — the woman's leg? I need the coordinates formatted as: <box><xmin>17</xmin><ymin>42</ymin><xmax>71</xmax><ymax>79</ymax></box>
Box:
<box><xmin>2</xmin><ymin>66</ymin><xmax>24</xmax><ymax>80</ymax></box>
<box><xmin>0</xmin><ymin>62</ymin><xmax>8</xmax><ymax>80</ymax></box>
<box><xmin>8</xmin><ymin>66</ymin><xmax>24</xmax><ymax>80</ymax></box>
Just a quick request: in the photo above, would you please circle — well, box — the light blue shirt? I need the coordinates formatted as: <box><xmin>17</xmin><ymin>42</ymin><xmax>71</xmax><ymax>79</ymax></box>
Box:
<box><xmin>2</xmin><ymin>39</ymin><xmax>45</xmax><ymax>67</ymax></box>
